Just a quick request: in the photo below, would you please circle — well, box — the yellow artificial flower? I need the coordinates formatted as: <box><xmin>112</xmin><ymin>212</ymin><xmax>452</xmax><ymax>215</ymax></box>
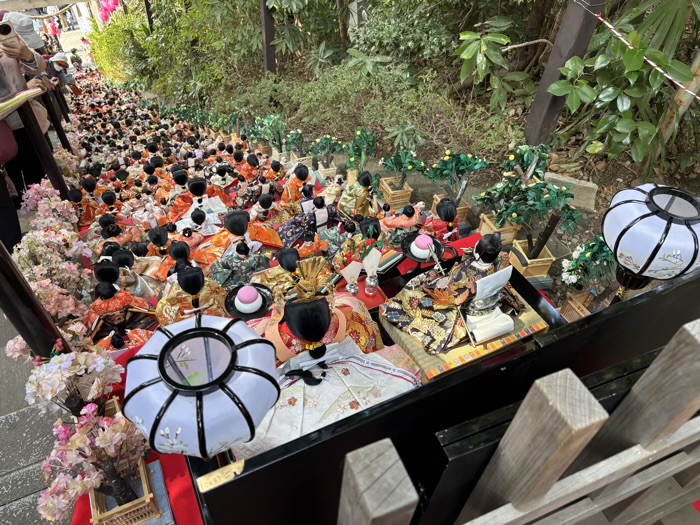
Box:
<box><xmin>421</xmin><ymin>162</ymin><xmax>425</xmax><ymax>167</ymax></box>
<box><xmin>444</xmin><ymin>156</ymin><xmax>450</xmax><ymax>161</ymax></box>
<box><xmin>544</xmin><ymin>194</ymin><xmax>550</xmax><ymax>198</ymax></box>
<box><xmin>481</xmin><ymin>192</ymin><xmax>486</xmax><ymax>196</ymax></box>
<box><xmin>561</xmin><ymin>186</ymin><xmax>567</xmax><ymax>191</ymax></box>
<box><xmin>432</xmin><ymin>164</ymin><xmax>438</xmax><ymax>169</ymax></box>
<box><xmin>467</xmin><ymin>154</ymin><xmax>473</xmax><ymax>158</ymax></box>
<box><xmin>350</xmin><ymin>157</ymin><xmax>355</xmax><ymax>162</ymax></box>
<box><xmin>338</xmin><ymin>141</ymin><xmax>343</xmax><ymax>144</ymax></box>
<box><xmin>326</xmin><ymin>135</ymin><xmax>330</xmax><ymax>138</ymax></box>
<box><xmin>512</xmin><ymin>213</ymin><xmax>518</xmax><ymax>218</ymax></box>
<box><xmin>407</xmin><ymin>165</ymin><xmax>413</xmax><ymax>171</ymax></box>
<box><xmin>509</xmin><ymin>155</ymin><xmax>515</xmax><ymax>161</ymax></box>
<box><xmin>445</xmin><ymin>149</ymin><xmax>451</xmax><ymax>155</ymax></box>
<box><xmin>356</xmin><ymin>131</ymin><xmax>361</xmax><ymax>136</ymax></box>
<box><xmin>586</xmin><ymin>252</ymin><xmax>592</xmax><ymax>258</ymax></box>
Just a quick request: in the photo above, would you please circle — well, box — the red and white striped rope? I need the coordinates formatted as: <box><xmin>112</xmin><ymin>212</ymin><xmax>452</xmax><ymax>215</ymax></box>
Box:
<box><xmin>573</xmin><ymin>0</ymin><xmax>700</xmax><ymax>102</ymax></box>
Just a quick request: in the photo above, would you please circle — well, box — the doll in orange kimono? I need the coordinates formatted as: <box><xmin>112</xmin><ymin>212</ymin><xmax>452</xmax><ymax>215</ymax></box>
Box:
<box><xmin>248</xmin><ymin>257</ymin><xmax>382</xmax><ymax>364</ymax></box>
<box><xmin>332</xmin><ymin>217</ymin><xmax>390</xmax><ymax>271</ymax></box>
<box><xmin>86</xmin><ymin>262</ymin><xmax>156</xmax><ymax>342</ymax></box>
<box><xmin>247</xmin><ymin>194</ymin><xmax>284</xmax><ymax>249</ymax></box>
<box><xmin>240</xmin><ymin>153</ymin><xmax>262</xmax><ymax>181</ymax></box>
<box><xmin>68</xmin><ymin>188</ymin><xmax>98</xmax><ymax>229</ymax></box>
<box><xmin>281</xmin><ymin>164</ymin><xmax>310</xmax><ymax>204</ymax></box>
<box><xmin>298</xmin><ymin>231</ymin><xmax>329</xmax><ymax>259</ymax></box>
<box><xmin>146</xmin><ymin>225</ymin><xmax>172</xmax><ymax>257</ymax></box>
<box><xmin>420</xmin><ymin>198</ymin><xmax>460</xmax><ymax>243</ymax></box>
<box><xmin>232</xmin><ymin>150</ymin><xmax>246</xmax><ymax>174</ymax></box>
<box><xmin>190</xmin><ymin>211</ymin><xmax>252</xmax><ymax>274</ymax></box>
<box><xmin>154</xmin><ymin>241</ymin><xmax>194</xmax><ymax>282</ymax></box>
<box><xmin>96</xmin><ymin>190</ymin><xmax>123</xmax><ymax>218</ymax></box>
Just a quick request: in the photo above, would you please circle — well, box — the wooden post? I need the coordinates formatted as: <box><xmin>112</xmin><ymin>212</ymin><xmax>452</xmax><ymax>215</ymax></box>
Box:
<box><xmin>54</xmin><ymin>87</ymin><xmax>71</xmax><ymax>123</ymax></box>
<box><xmin>573</xmin><ymin>320</ymin><xmax>700</xmax><ymax>471</ymax></box>
<box><xmin>337</xmin><ymin>439</ymin><xmax>418</xmax><ymax>525</ymax></box>
<box><xmin>16</xmin><ymin>102</ymin><xmax>69</xmax><ymax>199</ymax></box>
<box><xmin>144</xmin><ymin>0</ymin><xmax>154</xmax><ymax>32</ymax></box>
<box><xmin>261</xmin><ymin>0</ymin><xmax>276</xmax><ymax>73</ymax></box>
<box><xmin>41</xmin><ymin>92</ymin><xmax>72</xmax><ymax>153</ymax></box>
<box><xmin>524</xmin><ymin>0</ymin><xmax>607</xmax><ymax>145</ymax></box>
<box><xmin>457</xmin><ymin>369</ymin><xmax>608</xmax><ymax>523</ymax></box>
<box><xmin>0</xmin><ymin>240</ymin><xmax>67</xmax><ymax>358</ymax></box>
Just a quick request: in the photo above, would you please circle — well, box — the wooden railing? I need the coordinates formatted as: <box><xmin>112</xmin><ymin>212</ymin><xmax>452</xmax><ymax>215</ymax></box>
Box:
<box><xmin>338</xmin><ymin>319</ymin><xmax>700</xmax><ymax>525</ymax></box>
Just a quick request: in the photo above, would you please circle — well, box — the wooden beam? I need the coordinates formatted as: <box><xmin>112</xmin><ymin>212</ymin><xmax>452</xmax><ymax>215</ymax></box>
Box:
<box><xmin>260</xmin><ymin>0</ymin><xmax>276</xmax><ymax>73</ymax></box>
<box><xmin>524</xmin><ymin>0</ymin><xmax>607</xmax><ymax>145</ymax></box>
<box><xmin>41</xmin><ymin>92</ymin><xmax>72</xmax><ymax>153</ymax></box>
<box><xmin>457</xmin><ymin>369</ymin><xmax>608</xmax><ymax>523</ymax></box>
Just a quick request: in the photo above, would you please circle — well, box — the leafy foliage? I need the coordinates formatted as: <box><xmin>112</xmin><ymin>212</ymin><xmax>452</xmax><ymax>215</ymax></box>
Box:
<box><xmin>346</xmin><ymin>48</ymin><xmax>392</xmax><ymax>77</ymax></box>
<box><xmin>500</xmin><ymin>144</ymin><xmax>550</xmax><ymax>179</ymax></box>
<box><xmin>381</xmin><ymin>151</ymin><xmax>426</xmax><ymax>189</ymax></box>
<box><xmin>310</xmin><ymin>135</ymin><xmax>343</xmax><ymax>168</ymax></box>
<box><xmin>344</xmin><ymin>128</ymin><xmax>377</xmax><ymax>171</ymax></box>
<box><xmin>384</xmin><ymin>123</ymin><xmax>427</xmax><ymax>151</ymax></box>
<box><xmin>425</xmin><ymin>151</ymin><xmax>489</xmax><ymax>202</ymax></box>
<box><xmin>561</xmin><ymin>236</ymin><xmax>616</xmax><ymax>287</ymax></box>
<box><xmin>285</xmin><ymin>128</ymin><xmax>309</xmax><ymax>156</ymax></box>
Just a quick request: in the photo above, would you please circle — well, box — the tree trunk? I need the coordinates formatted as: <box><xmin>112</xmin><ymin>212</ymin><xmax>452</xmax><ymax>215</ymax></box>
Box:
<box><xmin>337</xmin><ymin>0</ymin><xmax>349</xmax><ymax>50</ymax></box>
<box><xmin>529</xmin><ymin>212</ymin><xmax>560</xmax><ymax>259</ymax></box>
<box><xmin>660</xmin><ymin>50</ymin><xmax>700</xmax><ymax>144</ymax></box>
<box><xmin>515</xmin><ymin>0</ymin><xmax>556</xmax><ymax>70</ymax></box>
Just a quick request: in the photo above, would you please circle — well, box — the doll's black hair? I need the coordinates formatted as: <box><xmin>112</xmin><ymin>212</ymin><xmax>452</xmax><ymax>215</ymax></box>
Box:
<box><xmin>277</xmin><ymin>248</ymin><xmax>300</xmax><ymax>272</ymax></box>
<box><xmin>302</xmin><ymin>230</ymin><xmax>315</xmax><ymax>243</ymax></box>
<box><xmin>295</xmin><ymin>164</ymin><xmax>309</xmax><ymax>181</ymax></box>
<box><xmin>382</xmin><ymin>203</ymin><xmax>391</xmax><ymax>212</ymax></box>
<box><xmin>169</xmin><ymin>241</ymin><xmax>191</xmax><ymax>261</ymax></box>
<box><xmin>236</xmin><ymin>242</ymin><xmax>250</xmax><ymax>256</ymax></box>
<box><xmin>147</xmin><ymin>142</ymin><xmax>158</xmax><ymax>153</ymax></box>
<box><xmin>112</xmin><ymin>249</ymin><xmax>135</xmax><ymax>268</ymax></box>
<box><xmin>284</xmin><ymin>299</ymin><xmax>331</xmax><ymax>360</ymax></box>
<box><xmin>111</xmin><ymin>333</ymin><xmax>125</xmax><ymax>349</ymax></box>
<box><xmin>302</xmin><ymin>184</ymin><xmax>314</xmax><ymax>200</ymax></box>
<box><xmin>191</xmin><ymin>207</ymin><xmax>206</xmax><ymax>226</ymax></box>
<box><xmin>270</xmin><ymin>160</ymin><xmax>281</xmax><ymax>173</ymax></box>
<box><xmin>436</xmin><ymin>198</ymin><xmax>457</xmax><ymax>225</ymax></box>
<box><xmin>95</xmin><ymin>281</ymin><xmax>117</xmax><ymax>300</ymax></box>
<box><xmin>258</xmin><ymin>193</ymin><xmax>274</xmax><ymax>210</ymax></box>
<box><xmin>151</xmin><ymin>156</ymin><xmax>164</xmax><ymax>168</ymax></box>
<box><xmin>358</xmin><ymin>171</ymin><xmax>372</xmax><ymax>187</ymax></box>
<box><xmin>100</xmin><ymin>241</ymin><xmax>121</xmax><ymax>258</ymax></box>
<box><xmin>233</xmin><ymin>151</ymin><xmax>244</xmax><ymax>163</ymax></box>
<box><xmin>143</xmin><ymin>163</ymin><xmax>156</xmax><ymax>175</ymax></box>
<box><xmin>177</xmin><ymin>266</ymin><xmax>205</xmax><ymax>307</ymax></box>
<box><xmin>353</xmin><ymin>214</ymin><xmax>364</xmax><ymax>223</ymax></box>
<box><xmin>403</xmin><ymin>205</ymin><xmax>415</xmax><ymax>218</ymax></box>
<box><xmin>188</xmin><ymin>177</ymin><xmax>207</xmax><ymax>198</ymax></box>
<box><xmin>345</xmin><ymin>221</ymin><xmax>356</xmax><ymax>234</ymax></box>
<box><xmin>312</xmin><ymin>196</ymin><xmax>325</xmax><ymax>209</ymax></box>
<box><xmin>359</xmin><ymin>217</ymin><xmax>381</xmax><ymax>240</ymax></box>
<box><xmin>68</xmin><ymin>188</ymin><xmax>83</xmax><ymax>203</ymax></box>
<box><xmin>116</xmin><ymin>169</ymin><xmax>129</xmax><ymax>181</ymax></box>
<box><xmin>94</xmin><ymin>261</ymin><xmax>120</xmax><ymax>284</ymax></box>
<box><xmin>217</xmin><ymin>142</ymin><xmax>226</xmax><ymax>152</ymax></box>
<box><xmin>101</xmin><ymin>223</ymin><xmax>122</xmax><ymax>239</ymax></box>
<box><xmin>246</xmin><ymin>154</ymin><xmax>259</xmax><ymax>168</ymax></box>
<box><xmin>165</xmin><ymin>222</ymin><xmax>177</xmax><ymax>234</ymax></box>
<box><xmin>130</xmin><ymin>242</ymin><xmax>149</xmax><ymax>257</ymax></box>
<box><xmin>172</xmin><ymin>170</ymin><xmax>189</xmax><ymax>186</ymax></box>
<box><xmin>81</xmin><ymin>176</ymin><xmax>97</xmax><ymax>193</ymax></box>
<box><xmin>475</xmin><ymin>233</ymin><xmax>502</xmax><ymax>264</ymax></box>
<box><xmin>224</xmin><ymin>211</ymin><xmax>249</xmax><ymax>236</ymax></box>
<box><xmin>148</xmin><ymin>227</ymin><xmax>169</xmax><ymax>255</ymax></box>
<box><xmin>208</xmin><ymin>149</ymin><xmax>217</xmax><ymax>157</ymax></box>
<box><xmin>98</xmin><ymin>215</ymin><xmax>117</xmax><ymax>229</ymax></box>
<box><xmin>226</xmin><ymin>144</ymin><xmax>234</xmax><ymax>154</ymax></box>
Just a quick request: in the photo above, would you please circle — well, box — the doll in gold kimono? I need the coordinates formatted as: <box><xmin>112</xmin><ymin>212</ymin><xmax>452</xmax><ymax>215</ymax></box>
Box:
<box><xmin>320</xmin><ymin>176</ymin><xmax>345</xmax><ymax>206</ymax></box>
<box><xmin>380</xmin><ymin>233</ymin><xmax>510</xmax><ymax>354</ymax></box>
<box><xmin>86</xmin><ymin>262</ymin><xmax>156</xmax><ymax>343</ymax></box>
<box><xmin>111</xmin><ymin>249</ymin><xmax>162</xmax><ymax>299</ymax></box>
<box><xmin>338</xmin><ymin>171</ymin><xmax>374</xmax><ymax>218</ymax></box>
<box><xmin>248</xmin><ymin>257</ymin><xmax>382</xmax><ymax>364</ymax></box>
<box><xmin>156</xmin><ymin>265</ymin><xmax>228</xmax><ymax>325</ymax></box>
<box><xmin>332</xmin><ymin>217</ymin><xmax>388</xmax><ymax>271</ymax></box>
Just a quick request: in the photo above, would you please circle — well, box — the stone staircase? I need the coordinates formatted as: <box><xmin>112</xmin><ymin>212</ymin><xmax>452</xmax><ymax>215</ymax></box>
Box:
<box><xmin>0</xmin><ymin>324</ymin><xmax>56</xmax><ymax>525</ymax></box>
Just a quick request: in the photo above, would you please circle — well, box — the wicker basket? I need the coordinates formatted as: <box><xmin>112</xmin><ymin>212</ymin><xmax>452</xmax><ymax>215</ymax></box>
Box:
<box><xmin>89</xmin><ymin>398</ymin><xmax>159</xmax><ymax>525</ymax></box>
<box><xmin>559</xmin><ymin>292</ymin><xmax>593</xmax><ymax>323</ymax></box>
<box><xmin>477</xmin><ymin>213</ymin><xmax>521</xmax><ymax>245</ymax></box>
<box><xmin>318</xmin><ymin>161</ymin><xmax>336</xmax><ymax>182</ymax></box>
<box><xmin>509</xmin><ymin>239</ymin><xmax>555</xmax><ymax>278</ymax></box>
<box><xmin>380</xmin><ymin>177</ymin><xmax>414</xmax><ymax>209</ymax></box>
<box><xmin>431</xmin><ymin>194</ymin><xmax>470</xmax><ymax>223</ymax></box>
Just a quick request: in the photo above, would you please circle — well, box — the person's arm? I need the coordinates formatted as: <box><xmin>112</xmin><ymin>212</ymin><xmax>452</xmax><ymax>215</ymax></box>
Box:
<box><xmin>0</xmin><ymin>39</ymin><xmax>46</xmax><ymax>77</ymax></box>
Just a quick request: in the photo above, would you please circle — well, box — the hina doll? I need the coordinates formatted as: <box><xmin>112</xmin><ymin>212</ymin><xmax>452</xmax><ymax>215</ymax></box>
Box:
<box><xmin>209</xmin><ymin>164</ymin><xmax>236</xmax><ymax>194</ymax></box>
<box><xmin>67</xmin><ymin>188</ymin><xmax>97</xmax><ymax>229</ymax></box>
<box><xmin>93</xmin><ymin>215</ymin><xmax>143</xmax><ymax>259</ymax></box>
<box><xmin>338</xmin><ymin>171</ymin><xmax>374</xmax><ymax>218</ymax></box>
<box><xmin>210</xmin><ymin>241</ymin><xmax>271</xmax><ymax>291</ymax></box>
<box><xmin>190</xmin><ymin>211</ymin><xmax>254</xmax><ymax>274</ymax></box>
<box><xmin>236</xmin><ymin>175</ymin><xmax>268</xmax><ymax>209</ymax></box>
<box><xmin>251</xmin><ymin>248</ymin><xmax>302</xmax><ymax>300</ymax></box>
<box><xmin>276</xmin><ymin>185</ymin><xmax>316</xmax><ymax>245</ymax></box>
<box><xmin>332</xmin><ymin>217</ymin><xmax>388</xmax><ymax>271</ymax></box>
<box><xmin>155</xmin><ymin>265</ymin><xmax>228</xmax><ymax>325</ymax></box>
<box><xmin>320</xmin><ymin>177</ymin><xmax>345</xmax><ymax>206</ymax></box>
<box><xmin>240</xmin><ymin>153</ymin><xmax>262</xmax><ymax>181</ymax></box>
<box><xmin>146</xmin><ymin>226</ymin><xmax>171</xmax><ymax>257</ymax></box>
<box><xmin>420</xmin><ymin>198</ymin><xmax>460</xmax><ymax>243</ymax></box>
<box><xmin>86</xmin><ymin>262</ymin><xmax>156</xmax><ymax>342</ymax></box>
<box><xmin>280</xmin><ymin>164</ymin><xmax>310</xmax><ymax>204</ymax></box>
<box><xmin>247</xmin><ymin>194</ymin><xmax>284</xmax><ymax>249</ymax></box>
<box><xmin>176</xmin><ymin>202</ymin><xmax>221</xmax><ymax>237</ymax></box>
<box><xmin>111</xmin><ymin>248</ymin><xmax>161</xmax><ymax>299</ymax></box>
<box><xmin>178</xmin><ymin>177</ymin><xmax>227</xmax><ymax>226</ymax></box>
<box><xmin>96</xmin><ymin>190</ymin><xmax>123</xmax><ymax>217</ymax></box>
<box><xmin>382</xmin><ymin>203</ymin><xmax>425</xmax><ymax>246</ymax></box>
<box><xmin>380</xmin><ymin>233</ymin><xmax>510</xmax><ymax>355</ymax></box>
<box><xmin>232</xmin><ymin>150</ymin><xmax>246</xmax><ymax>174</ymax></box>
<box><xmin>298</xmin><ymin>231</ymin><xmax>329</xmax><ymax>259</ymax></box>
<box><xmin>153</xmin><ymin>241</ymin><xmax>193</xmax><ymax>282</ymax></box>
<box><xmin>320</xmin><ymin>221</ymin><xmax>356</xmax><ymax>260</ymax></box>
<box><xmin>248</xmin><ymin>257</ymin><xmax>383</xmax><ymax>364</ymax></box>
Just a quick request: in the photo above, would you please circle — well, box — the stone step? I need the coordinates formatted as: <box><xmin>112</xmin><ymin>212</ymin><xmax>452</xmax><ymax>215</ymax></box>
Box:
<box><xmin>0</xmin><ymin>406</ymin><xmax>56</xmax><ymax>478</ymax></box>
<box><xmin>0</xmin><ymin>491</ymin><xmax>47</xmax><ymax>525</ymax></box>
<box><xmin>0</xmin><ymin>462</ymin><xmax>45</xmax><ymax>507</ymax></box>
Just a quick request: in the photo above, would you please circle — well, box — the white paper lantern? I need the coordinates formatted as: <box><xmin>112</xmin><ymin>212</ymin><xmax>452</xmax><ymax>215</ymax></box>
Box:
<box><xmin>123</xmin><ymin>315</ymin><xmax>280</xmax><ymax>459</ymax></box>
<box><xmin>603</xmin><ymin>183</ymin><xmax>700</xmax><ymax>281</ymax></box>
